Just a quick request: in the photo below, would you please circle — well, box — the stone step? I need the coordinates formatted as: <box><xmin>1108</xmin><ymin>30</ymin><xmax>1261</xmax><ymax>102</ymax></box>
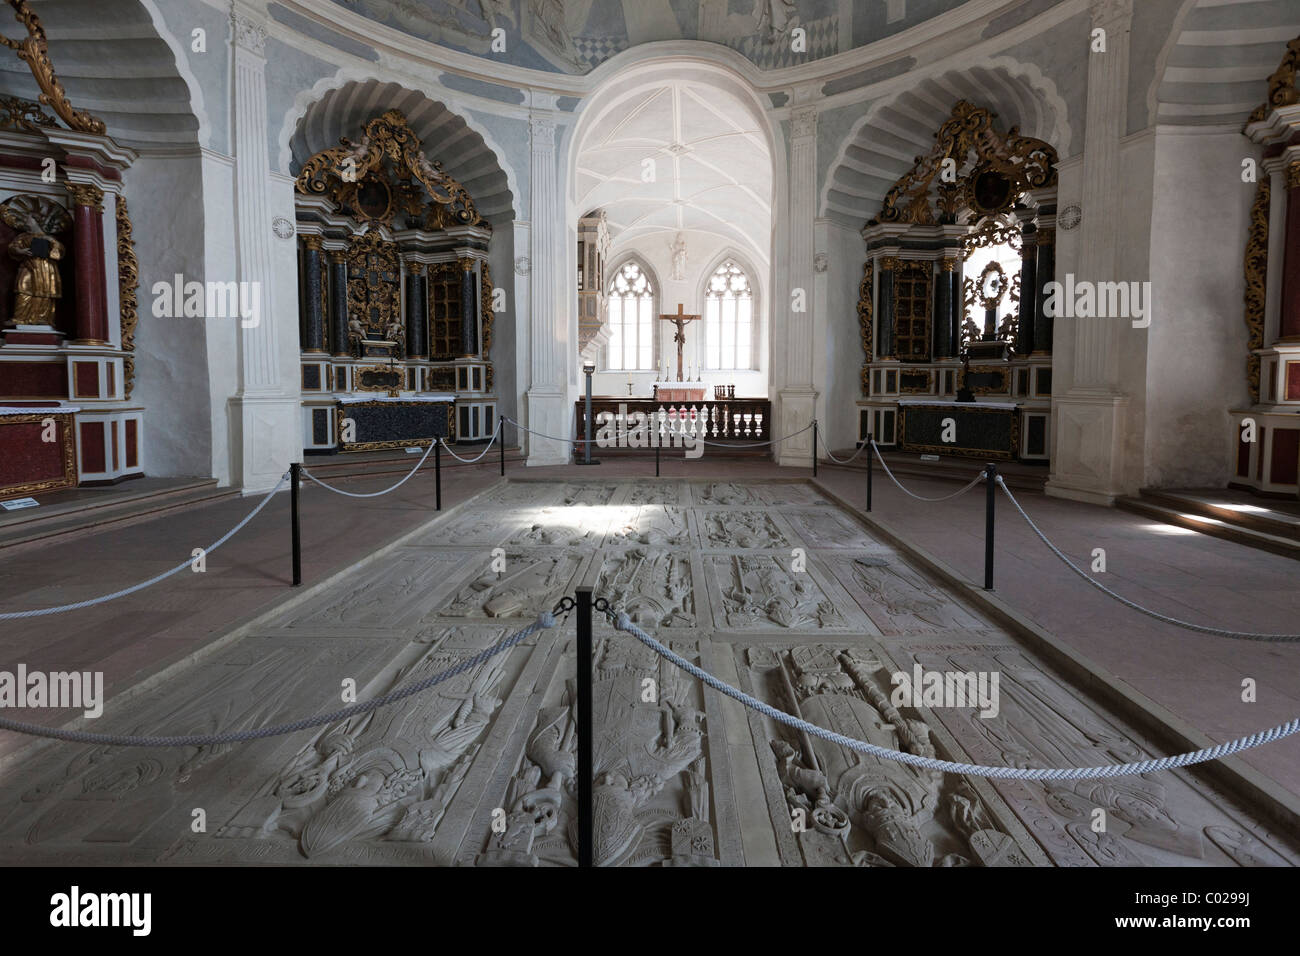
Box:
<box><xmin>1136</xmin><ymin>488</ymin><xmax>1300</xmax><ymax>542</ymax></box>
<box><xmin>1115</xmin><ymin>495</ymin><xmax>1300</xmax><ymax>561</ymax></box>
<box><xmin>0</xmin><ymin>479</ymin><xmax>237</xmax><ymax>554</ymax></box>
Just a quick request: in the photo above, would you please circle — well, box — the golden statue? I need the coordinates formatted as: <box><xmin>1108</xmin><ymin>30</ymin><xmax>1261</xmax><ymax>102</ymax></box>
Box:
<box><xmin>9</xmin><ymin>232</ymin><xmax>64</xmax><ymax>325</ymax></box>
<box><xmin>2</xmin><ymin>195</ymin><xmax>71</xmax><ymax>327</ymax></box>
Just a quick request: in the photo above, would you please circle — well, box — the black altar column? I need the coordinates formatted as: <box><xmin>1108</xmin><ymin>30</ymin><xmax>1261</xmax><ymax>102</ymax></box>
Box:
<box><xmin>302</xmin><ymin>237</ymin><xmax>326</xmax><ymax>353</ymax></box>
<box><xmin>460</xmin><ymin>257</ymin><xmax>478</xmax><ymax>356</ymax></box>
<box><xmin>1033</xmin><ymin>230</ymin><xmax>1055</xmax><ymax>354</ymax></box>
<box><xmin>934</xmin><ymin>260</ymin><xmax>952</xmax><ymax>358</ymax></box>
<box><xmin>877</xmin><ymin>257</ymin><xmax>896</xmax><ymax>359</ymax></box>
<box><xmin>406</xmin><ymin>264</ymin><xmax>428</xmax><ymax>359</ymax></box>
<box><xmin>1017</xmin><ymin>226</ymin><xmax>1038</xmax><ymax>355</ymax></box>
<box><xmin>328</xmin><ymin>250</ymin><xmax>349</xmax><ymax>357</ymax></box>
<box><xmin>947</xmin><ymin>261</ymin><xmax>963</xmax><ymax>354</ymax></box>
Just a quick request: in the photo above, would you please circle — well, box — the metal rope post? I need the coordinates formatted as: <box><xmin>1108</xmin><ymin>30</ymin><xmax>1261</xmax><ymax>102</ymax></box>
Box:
<box><xmin>499</xmin><ymin>420</ymin><xmax>505</xmax><ymax>477</ymax></box>
<box><xmin>812</xmin><ymin>420</ymin><xmax>818</xmax><ymax>477</ymax></box>
<box><xmin>290</xmin><ymin>462</ymin><xmax>302</xmax><ymax>587</ymax></box>
<box><xmin>984</xmin><ymin>462</ymin><xmax>997</xmax><ymax>590</ymax></box>
<box><xmin>575</xmin><ymin>586</ymin><xmax>594</xmax><ymax>868</ymax></box>
<box><xmin>655</xmin><ymin>428</ymin><xmax>660</xmax><ymax>477</ymax></box>
<box><xmin>434</xmin><ymin>440</ymin><xmax>442</xmax><ymax>511</ymax></box>
<box><xmin>866</xmin><ymin>435</ymin><xmax>874</xmax><ymax>512</ymax></box>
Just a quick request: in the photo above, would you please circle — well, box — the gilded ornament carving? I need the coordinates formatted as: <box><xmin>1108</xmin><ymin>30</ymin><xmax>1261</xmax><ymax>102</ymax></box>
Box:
<box><xmin>1243</xmin><ymin>175</ymin><xmax>1269</xmax><ymax>403</ymax></box>
<box><xmin>0</xmin><ymin>95</ymin><xmax>54</xmax><ymax>133</ymax></box>
<box><xmin>480</xmin><ymin>261</ymin><xmax>495</xmax><ymax>388</ymax></box>
<box><xmin>960</xmin><ymin>216</ymin><xmax>1023</xmax><ymax>261</ymax></box>
<box><xmin>0</xmin><ymin>0</ymin><xmax>106</xmax><ymax>135</ymax></box>
<box><xmin>65</xmin><ymin>182</ymin><xmax>104</xmax><ymax>211</ymax></box>
<box><xmin>301</xmin><ymin>234</ymin><xmax>323</xmax><ymax>252</ymax></box>
<box><xmin>116</xmin><ymin>194</ymin><xmax>139</xmax><ymax>399</ymax></box>
<box><xmin>295</xmin><ymin>109</ymin><xmax>488</xmax><ymax>230</ymax></box>
<box><xmin>1267</xmin><ymin>36</ymin><xmax>1300</xmax><ymax>111</ymax></box>
<box><xmin>869</xmin><ymin>100</ymin><xmax>1057</xmax><ymax>228</ymax></box>
<box><xmin>1286</xmin><ymin>160</ymin><xmax>1300</xmax><ymax>190</ymax></box>
<box><xmin>857</xmin><ymin>260</ymin><xmax>873</xmax><ymax>395</ymax></box>
<box><xmin>344</xmin><ymin>230</ymin><xmax>401</xmax><ymax>357</ymax></box>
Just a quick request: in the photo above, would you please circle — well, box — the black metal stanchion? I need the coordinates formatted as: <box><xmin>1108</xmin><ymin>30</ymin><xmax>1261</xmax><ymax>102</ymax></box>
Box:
<box><xmin>984</xmin><ymin>463</ymin><xmax>997</xmax><ymax>590</ymax></box>
<box><xmin>812</xmin><ymin>420</ymin><xmax>818</xmax><ymax>477</ymax></box>
<box><xmin>290</xmin><ymin>462</ymin><xmax>302</xmax><ymax>587</ymax></box>
<box><xmin>499</xmin><ymin>422</ymin><xmax>505</xmax><ymax>477</ymax></box>
<box><xmin>655</xmin><ymin>429</ymin><xmax>661</xmax><ymax>477</ymax></box>
<box><xmin>434</xmin><ymin>440</ymin><xmax>442</xmax><ymax>511</ymax></box>
<box><xmin>575</xmin><ymin>586</ymin><xmax>594</xmax><ymax>868</ymax></box>
<box><xmin>866</xmin><ymin>435</ymin><xmax>874</xmax><ymax>513</ymax></box>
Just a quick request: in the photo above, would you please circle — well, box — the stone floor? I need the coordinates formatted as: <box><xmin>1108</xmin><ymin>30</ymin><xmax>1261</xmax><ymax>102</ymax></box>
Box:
<box><xmin>0</xmin><ymin>476</ymin><xmax>1294</xmax><ymax>866</ymax></box>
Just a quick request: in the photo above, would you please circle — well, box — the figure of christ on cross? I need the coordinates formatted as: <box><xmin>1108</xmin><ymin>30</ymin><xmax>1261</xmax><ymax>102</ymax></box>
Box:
<box><xmin>658</xmin><ymin>303</ymin><xmax>702</xmax><ymax>382</ymax></box>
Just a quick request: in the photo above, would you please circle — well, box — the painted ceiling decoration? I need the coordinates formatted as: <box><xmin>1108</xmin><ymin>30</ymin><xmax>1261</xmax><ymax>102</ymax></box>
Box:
<box><xmin>868</xmin><ymin>99</ymin><xmax>1057</xmax><ymax>227</ymax></box>
<box><xmin>333</xmin><ymin>0</ymin><xmax>988</xmax><ymax>75</ymax></box>
<box><xmin>295</xmin><ymin>108</ymin><xmax>490</xmax><ymax>230</ymax></box>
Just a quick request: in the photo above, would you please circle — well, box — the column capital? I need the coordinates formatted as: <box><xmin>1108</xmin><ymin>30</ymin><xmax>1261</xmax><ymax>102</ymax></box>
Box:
<box><xmin>65</xmin><ymin>182</ymin><xmax>104</xmax><ymax>211</ymax></box>
<box><xmin>791</xmin><ymin>105</ymin><xmax>818</xmax><ymax>140</ymax></box>
<box><xmin>301</xmin><ymin>234</ymin><xmax>323</xmax><ymax>252</ymax></box>
<box><xmin>529</xmin><ymin>114</ymin><xmax>557</xmax><ymax>149</ymax></box>
<box><xmin>230</xmin><ymin>5</ymin><xmax>268</xmax><ymax>57</ymax></box>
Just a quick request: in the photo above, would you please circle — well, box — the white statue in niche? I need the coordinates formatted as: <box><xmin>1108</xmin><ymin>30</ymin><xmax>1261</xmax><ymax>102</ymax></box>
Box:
<box><xmin>670</xmin><ymin>233</ymin><xmax>687</xmax><ymax>281</ymax></box>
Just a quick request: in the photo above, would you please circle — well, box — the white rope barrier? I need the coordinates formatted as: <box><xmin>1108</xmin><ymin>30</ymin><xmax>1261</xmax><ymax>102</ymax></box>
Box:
<box><xmin>0</xmin><ymin>472</ymin><xmax>289</xmax><ymax>620</ymax></box>
<box><xmin>998</xmin><ymin>478</ymin><xmax>1300</xmax><ymax>642</ymax></box>
<box><xmin>870</xmin><ymin>440</ymin><xmax>986</xmax><ymax>501</ymax></box>
<box><xmin>300</xmin><ymin>441</ymin><xmax>434</xmax><ymax>498</ymax></box>
<box><xmin>610</xmin><ymin>609</ymin><xmax>1300</xmax><ymax>780</ymax></box>
<box><xmin>438</xmin><ymin>420</ymin><xmax>503</xmax><ymax>463</ymax></box>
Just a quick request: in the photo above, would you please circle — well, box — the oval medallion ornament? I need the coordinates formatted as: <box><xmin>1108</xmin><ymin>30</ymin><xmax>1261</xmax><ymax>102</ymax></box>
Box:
<box><xmin>1059</xmin><ymin>203</ymin><xmax>1082</xmax><ymax>231</ymax></box>
<box><xmin>514</xmin><ymin>256</ymin><xmax>531</xmax><ymax>276</ymax></box>
<box><xmin>272</xmin><ymin>216</ymin><xmax>295</xmax><ymax>240</ymax></box>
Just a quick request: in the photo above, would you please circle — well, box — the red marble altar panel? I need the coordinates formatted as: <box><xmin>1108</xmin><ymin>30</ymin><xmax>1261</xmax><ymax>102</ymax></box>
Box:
<box><xmin>1286</xmin><ymin>361</ymin><xmax>1300</xmax><ymax>402</ymax></box>
<box><xmin>1270</xmin><ymin>428</ymin><xmax>1299</xmax><ymax>486</ymax></box>
<box><xmin>73</xmin><ymin>361</ymin><xmax>99</xmax><ymax>398</ymax></box>
<box><xmin>0</xmin><ymin>362</ymin><xmax>66</xmax><ymax>398</ymax></box>
<box><xmin>0</xmin><ymin>414</ymin><xmax>74</xmax><ymax>497</ymax></box>
<box><xmin>80</xmin><ymin>420</ymin><xmax>105</xmax><ymax>472</ymax></box>
<box><xmin>125</xmin><ymin>418</ymin><xmax>138</xmax><ymax>468</ymax></box>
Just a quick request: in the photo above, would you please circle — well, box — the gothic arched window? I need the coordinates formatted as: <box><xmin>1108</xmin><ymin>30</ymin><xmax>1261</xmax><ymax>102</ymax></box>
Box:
<box><xmin>605</xmin><ymin>260</ymin><xmax>655</xmax><ymax>370</ymax></box>
<box><xmin>704</xmin><ymin>260</ymin><xmax>753</xmax><ymax>370</ymax></box>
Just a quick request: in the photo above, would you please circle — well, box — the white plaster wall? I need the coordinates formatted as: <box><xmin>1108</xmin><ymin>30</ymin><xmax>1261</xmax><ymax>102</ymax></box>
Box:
<box><xmin>817</xmin><ymin>218</ymin><xmax>864</xmax><ymax>451</ymax></box>
<box><xmin>200</xmin><ymin>151</ymin><xmax>238</xmax><ymax>487</ymax></box>
<box><xmin>1143</xmin><ymin>128</ymin><xmax>1256</xmax><ymax>488</ymax></box>
<box><xmin>126</xmin><ymin>152</ymin><xmax>215</xmax><ymax>479</ymax></box>
<box><xmin>591</xmin><ymin>229</ymin><xmax>769</xmax><ymax>399</ymax></box>
<box><xmin>1117</xmin><ymin>132</ymin><xmax>1155</xmax><ymax>495</ymax></box>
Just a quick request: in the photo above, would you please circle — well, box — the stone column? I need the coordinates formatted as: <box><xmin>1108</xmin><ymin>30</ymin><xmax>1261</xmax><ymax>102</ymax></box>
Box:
<box><xmin>66</xmin><ymin>183</ymin><xmax>109</xmax><ymax>345</ymax></box>
<box><xmin>228</xmin><ymin>5</ymin><xmax>300</xmax><ymax>490</ymax></box>
<box><xmin>1279</xmin><ymin>159</ymin><xmax>1300</xmax><ymax>341</ymax></box>
<box><xmin>459</xmin><ymin>256</ymin><xmax>478</xmax><ymax>356</ymax></box>
<box><xmin>301</xmin><ymin>236</ymin><xmax>325</xmax><ymax>353</ymax></box>
<box><xmin>525</xmin><ymin>108</ymin><xmax>568</xmax><ymax>464</ymax></box>
<box><xmin>328</xmin><ymin>249</ymin><xmax>349</xmax><ymax>357</ymax></box>
<box><xmin>778</xmin><ymin>102</ymin><xmax>819</xmax><ymax>466</ymax></box>
<box><xmin>1047</xmin><ymin>0</ymin><xmax>1132</xmax><ymax>504</ymax></box>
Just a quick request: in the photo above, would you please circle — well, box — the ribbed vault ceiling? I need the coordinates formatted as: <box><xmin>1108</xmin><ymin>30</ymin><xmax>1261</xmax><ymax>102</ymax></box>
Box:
<box><xmin>1155</xmin><ymin>0</ymin><xmax>1300</xmax><ymax>127</ymax></box>
<box><xmin>575</xmin><ymin>80</ymin><xmax>772</xmax><ymax>263</ymax></box>
<box><xmin>822</xmin><ymin>62</ymin><xmax>1069</xmax><ymax>229</ymax></box>
<box><xmin>289</xmin><ymin>79</ymin><xmax>515</xmax><ymax>221</ymax></box>
<box><xmin>0</xmin><ymin>0</ymin><xmax>198</xmax><ymax>148</ymax></box>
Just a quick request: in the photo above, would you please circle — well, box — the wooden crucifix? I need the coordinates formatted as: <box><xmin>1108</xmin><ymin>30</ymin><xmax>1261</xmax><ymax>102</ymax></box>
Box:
<box><xmin>658</xmin><ymin>302</ymin><xmax>701</xmax><ymax>382</ymax></box>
